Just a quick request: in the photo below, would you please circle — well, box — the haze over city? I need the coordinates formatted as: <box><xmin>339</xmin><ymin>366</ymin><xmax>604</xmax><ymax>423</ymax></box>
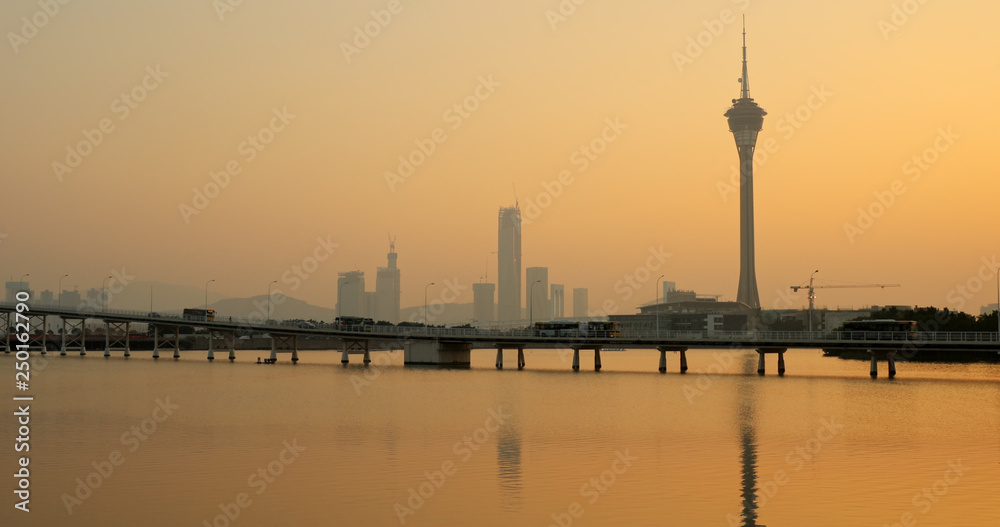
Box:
<box><xmin>3</xmin><ymin>0</ymin><xmax>998</xmax><ymax>314</ymax></box>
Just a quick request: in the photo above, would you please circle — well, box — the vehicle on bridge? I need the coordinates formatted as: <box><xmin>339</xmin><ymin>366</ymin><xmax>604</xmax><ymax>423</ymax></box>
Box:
<box><xmin>842</xmin><ymin>319</ymin><xmax>917</xmax><ymax>340</ymax></box>
<box><xmin>534</xmin><ymin>321</ymin><xmax>620</xmax><ymax>338</ymax></box>
<box><xmin>335</xmin><ymin>316</ymin><xmax>375</xmax><ymax>331</ymax></box>
<box><xmin>182</xmin><ymin>308</ymin><xmax>216</xmax><ymax>322</ymax></box>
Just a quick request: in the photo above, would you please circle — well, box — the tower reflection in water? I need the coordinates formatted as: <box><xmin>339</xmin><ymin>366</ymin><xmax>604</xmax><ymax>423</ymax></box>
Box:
<box><xmin>737</xmin><ymin>353</ymin><xmax>762</xmax><ymax>527</ymax></box>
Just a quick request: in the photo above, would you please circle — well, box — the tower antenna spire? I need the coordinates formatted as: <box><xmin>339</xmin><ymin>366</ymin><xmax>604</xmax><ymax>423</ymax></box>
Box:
<box><xmin>741</xmin><ymin>15</ymin><xmax>750</xmax><ymax>99</ymax></box>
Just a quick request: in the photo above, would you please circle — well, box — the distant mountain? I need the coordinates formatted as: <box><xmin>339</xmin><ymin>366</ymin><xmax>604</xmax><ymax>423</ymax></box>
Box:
<box><xmin>208</xmin><ymin>295</ymin><xmax>336</xmax><ymax>322</ymax></box>
<box><xmin>88</xmin><ymin>279</ymin><xmax>477</xmax><ymax>325</ymax></box>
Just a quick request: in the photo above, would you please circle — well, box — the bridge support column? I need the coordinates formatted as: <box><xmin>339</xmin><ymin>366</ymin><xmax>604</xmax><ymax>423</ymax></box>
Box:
<box><xmin>870</xmin><ymin>351</ymin><xmax>878</xmax><ymax>379</ymax></box>
<box><xmin>363</xmin><ymin>349</ymin><xmax>370</xmax><ymax>365</ymax></box>
<box><xmin>207</xmin><ymin>332</ymin><xmax>215</xmax><ymax>361</ymax></box>
<box><xmin>887</xmin><ymin>351</ymin><xmax>896</xmax><ymax>379</ymax></box>
<box><xmin>680</xmin><ymin>349</ymin><xmax>688</xmax><ymax>373</ymax></box>
<box><xmin>60</xmin><ymin>319</ymin><xmax>67</xmax><ymax>355</ymax></box>
<box><xmin>777</xmin><ymin>351</ymin><xmax>786</xmax><ymax>376</ymax></box>
<box><xmin>270</xmin><ymin>341</ymin><xmax>277</xmax><ymax>363</ymax></box>
<box><xmin>658</xmin><ymin>350</ymin><xmax>667</xmax><ymax>373</ymax></box>
<box><xmin>123</xmin><ymin>325</ymin><xmax>131</xmax><ymax>358</ymax></box>
<box><xmin>152</xmin><ymin>326</ymin><xmax>159</xmax><ymax>359</ymax></box>
<box><xmin>594</xmin><ymin>348</ymin><xmax>602</xmax><ymax>371</ymax></box>
<box><xmin>403</xmin><ymin>340</ymin><xmax>471</xmax><ymax>366</ymax></box>
<box><xmin>517</xmin><ymin>347</ymin><xmax>525</xmax><ymax>370</ymax></box>
<box><xmin>572</xmin><ymin>348</ymin><xmax>580</xmax><ymax>371</ymax></box>
<box><xmin>340</xmin><ymin>346</ymin><xmax>349</xmax><ymax>365</ymax></box>
<box><xmin>756</xmin><ymin>351</ymin><xmax>765</xmax><ymax>375</ymax></box>
<box><xmin>495</xmin><ymin>347</ymin><xmax>503</xmax><ymax>370</ymax></box>
<box><xmin>292</xmin><ymin>335</ymin><xmax>299</xmax><ymax>363</ymax></box>
<box><xmin>104</xmin><ymin>322</ymin><xmax>111</xmax><ymax>357</ymax></box>
<box><xmin>229</xmin><ymin>331</ymin><xmax>236</xmax><ymax>361</ymax></box>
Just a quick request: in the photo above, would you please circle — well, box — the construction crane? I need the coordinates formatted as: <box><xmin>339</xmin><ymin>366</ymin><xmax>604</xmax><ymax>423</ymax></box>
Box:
<box><xmin>791</xmin><ymin>270</ymin><xmax>901</xmax><ymax>332</ymax></box>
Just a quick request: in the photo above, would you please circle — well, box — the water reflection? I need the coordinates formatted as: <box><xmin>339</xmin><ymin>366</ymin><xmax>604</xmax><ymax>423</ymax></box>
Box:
<box><xmin>737</xmin><ymin>353</ymin><xmax>760</xmax><ymax>527</ymax></box>
<box><xmin>496</xmin><ymin>417</ymin><xmax>522</xmax><ymax>511</ymax></box>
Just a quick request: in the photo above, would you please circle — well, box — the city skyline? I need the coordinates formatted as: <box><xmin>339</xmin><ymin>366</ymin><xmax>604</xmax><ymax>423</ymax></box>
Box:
<box><xmin>2</xmin><ymin>1</ymin><xmax>998</xmax><ymax>316</ymax></box>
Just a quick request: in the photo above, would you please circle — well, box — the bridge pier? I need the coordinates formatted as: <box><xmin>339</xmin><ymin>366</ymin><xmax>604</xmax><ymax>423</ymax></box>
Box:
<box><xmin>292</xmin><ymin>335</ymin><xmax>299</xmax><ymax>363</ymax></box>
<box><xmin>888</xmin><ymin>351</ymin><xmax>896</xmax><ymax>378</ymax></box>
<box><xmin>517</xmin><ymin>347</ymin><xmax>525</xmax><ymax>370</ymax></box>
<box><xmin>594</xmin><ymin>348</ymin><xmax>602</xmax><ymax>371</ymax></box>
<box><xmin>61</xmin><ymin>318</ymin><xmax>85</xmax><ymax>356</ymax></box>
<box><xmin>403</xmin><ymin>340</ymin><xmax>471</xmax><ymax>366</ymax></box>
<box><xmin>572</xmin><ymin>348</ymin><xmax>580</xmax><ymax>371</ymax></box>
<box><xmin>363</xmin><ymin>349</ymin><xmax>370</xmax><ymax>365</ymax></box>
<box><xmin>495</xmin><ymin>347</ymin><xmax>503</xmax><ymax>370</ymax></box>
<box><xmin>340</xmin><ymin>346</ymin><xmax>349</xmax><ymax>364</ymax></box>
<box><xmin>657</xmin><ymin>346</ymin><xmax>689</xmax><ymax>374</ymax></box>
<box><xmin>870</xmin><ymin>351</ymin><xmax>878</xmax><ymax>378</ymax></box>
<box><xmin>755</xmin><ymin>348</ymin><xmax>787</xmax><ymax>376</ymax></box>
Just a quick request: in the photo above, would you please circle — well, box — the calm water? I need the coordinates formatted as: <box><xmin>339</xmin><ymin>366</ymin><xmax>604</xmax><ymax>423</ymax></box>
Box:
<box><xmin>2</xmin><ymin>347</ymin><xmax>999</xmax><ymax>526</ymax></box>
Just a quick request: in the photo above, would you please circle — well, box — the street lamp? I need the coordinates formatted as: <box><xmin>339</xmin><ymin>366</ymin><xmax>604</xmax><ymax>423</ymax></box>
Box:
<box><xmin>103</xmin><ymin>275</ymin><xmax>112</xmax><ymax>312</ymax></box>
<box><xmin>655</xmin><ymin>274</ymin><xmax>665</xmax><ymax>337</ymax></box>
<box><xmin>205</xmin><ymin>279</ymin><xmax>215</xmax><ymax>311</ymax></box>
<box><xmin>529</xmin><ymin>280</ymin><xmax>542</xmax><ymax>325</ymax></box>
<box><xmin>337</xmin><ymin>279</ymin><xmax>352</xmax><ymax>318</ymax></box>
<box><xmin>424</xmin><ymin>282</ymin><xmax>436</xmax><ymax>327</ymax></box>
<box><xmin>267</xmin><ymin>280</ymin><xmax>278</xmax><ymax>324</ymax></box>
<box><xmin>58</xmin><ymin>274</ymin><xmax>69</xmax><ymax>306</ymax></box>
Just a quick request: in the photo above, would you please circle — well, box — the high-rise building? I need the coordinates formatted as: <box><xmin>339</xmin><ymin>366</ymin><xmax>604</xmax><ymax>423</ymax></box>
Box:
<box><xmin>473</xmin><ymin>283</ymin><xmax>496</xmax><ymax>324</ymax></box>
<box><xmin>5</xmin><ymin>281</ymin><xmax>32</xmax><ymax>302</ymax></box>
<box><xmin>550</xmin><ymin>284</ymin><xmax>565</xmax><ymax>319</ymax></box>
<box><xmin>375</xmin><ymin>239</ymin><xmax>401</xmax><ymax>323</ymax></box>
<box><xmin>573</xmin><ymin>288</ymin><xmax>589</xmax><ymax>318</ymax></box>
<box><xmin>61</xmin><ymin>289</ymin><xmax>81</xmax><ymax>308</ymax></box>
<box><xmin>724</xmin><ymin>21</ymin><xmax>765</xmax><ymax>309</ymax></box>
<box><xmin>337</xmin><ymin>271</ymin><xmax>366</xmax><ymax>317</ymax></box>
<box><xmin>497</xmin><ymin>205</ymin><xmax>522</xmax><ymax>321</ymax></box>
<box><xmin>526</xmin><ymin>267</ymin><xmax>549</xmax><ymax>323</ymax></box>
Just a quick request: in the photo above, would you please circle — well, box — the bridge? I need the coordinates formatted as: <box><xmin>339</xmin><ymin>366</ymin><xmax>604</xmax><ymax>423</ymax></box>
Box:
<box><xmin>2</xmin><ymin>302</ymin><xmax>998</xmax><ymax>378</ymax></box>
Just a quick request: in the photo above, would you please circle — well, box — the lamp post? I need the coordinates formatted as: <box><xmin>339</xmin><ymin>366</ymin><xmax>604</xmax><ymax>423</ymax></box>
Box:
<box><xmin>337</xmin><ymin>279</ymin><xmax>352</xmax><ymax>318</ymax></box>
<box><xmin>103</xmin><ymin>275</ymin><xmax>112</xmax><ymax>311</ymax></box>
<box><xmin>655</xmin><ymin>274</ymin><xmax>665</xmax><ymax>337</ymax></box>
<box><xmin>808</xmin><ymin>269</ymin><xmax>819</xmax><ymax>333</ymax></box>
<box><xmin>267</xmin><ymin>280</ymin><xmax>278</xmax><ymax>324</ymax></box>
<box><xmin>424</xmin><ymin>282</ymin><xmax>436</xmax><ymax>327</ymax></box>
<box><xmin>58</xmin><ymin>274</ymin><xmax>69</xmax><ymax>306</ymax></box>
<box><xmin>205</xmin><ymin>279</ymin><xmax>215</xmax><ymax>311</ymax></box>
<box><xmin>529</xmin><ymin>280</ymin><xmax>542</xmax><ymax>325</ymax></box>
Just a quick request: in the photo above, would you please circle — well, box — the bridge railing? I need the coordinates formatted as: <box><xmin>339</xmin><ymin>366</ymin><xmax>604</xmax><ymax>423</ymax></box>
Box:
<box><xmin>2</xmin><ymin>302</ymin><xmax>998</xmax><ymax>343</ymax></box>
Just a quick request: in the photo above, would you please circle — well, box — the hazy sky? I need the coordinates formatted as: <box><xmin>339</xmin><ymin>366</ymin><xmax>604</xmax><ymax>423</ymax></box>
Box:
<box><xmin>2</xmin><ymin>0</ymin><xmax>998</xmax><ymax>315</ymax></box>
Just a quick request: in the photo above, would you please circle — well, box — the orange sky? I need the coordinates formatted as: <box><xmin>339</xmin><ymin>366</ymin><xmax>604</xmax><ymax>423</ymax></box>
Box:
<box><xmin>2</xmin><ymin>0</ymin><xmax>998</xmax><ymax>315</ymax></box>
